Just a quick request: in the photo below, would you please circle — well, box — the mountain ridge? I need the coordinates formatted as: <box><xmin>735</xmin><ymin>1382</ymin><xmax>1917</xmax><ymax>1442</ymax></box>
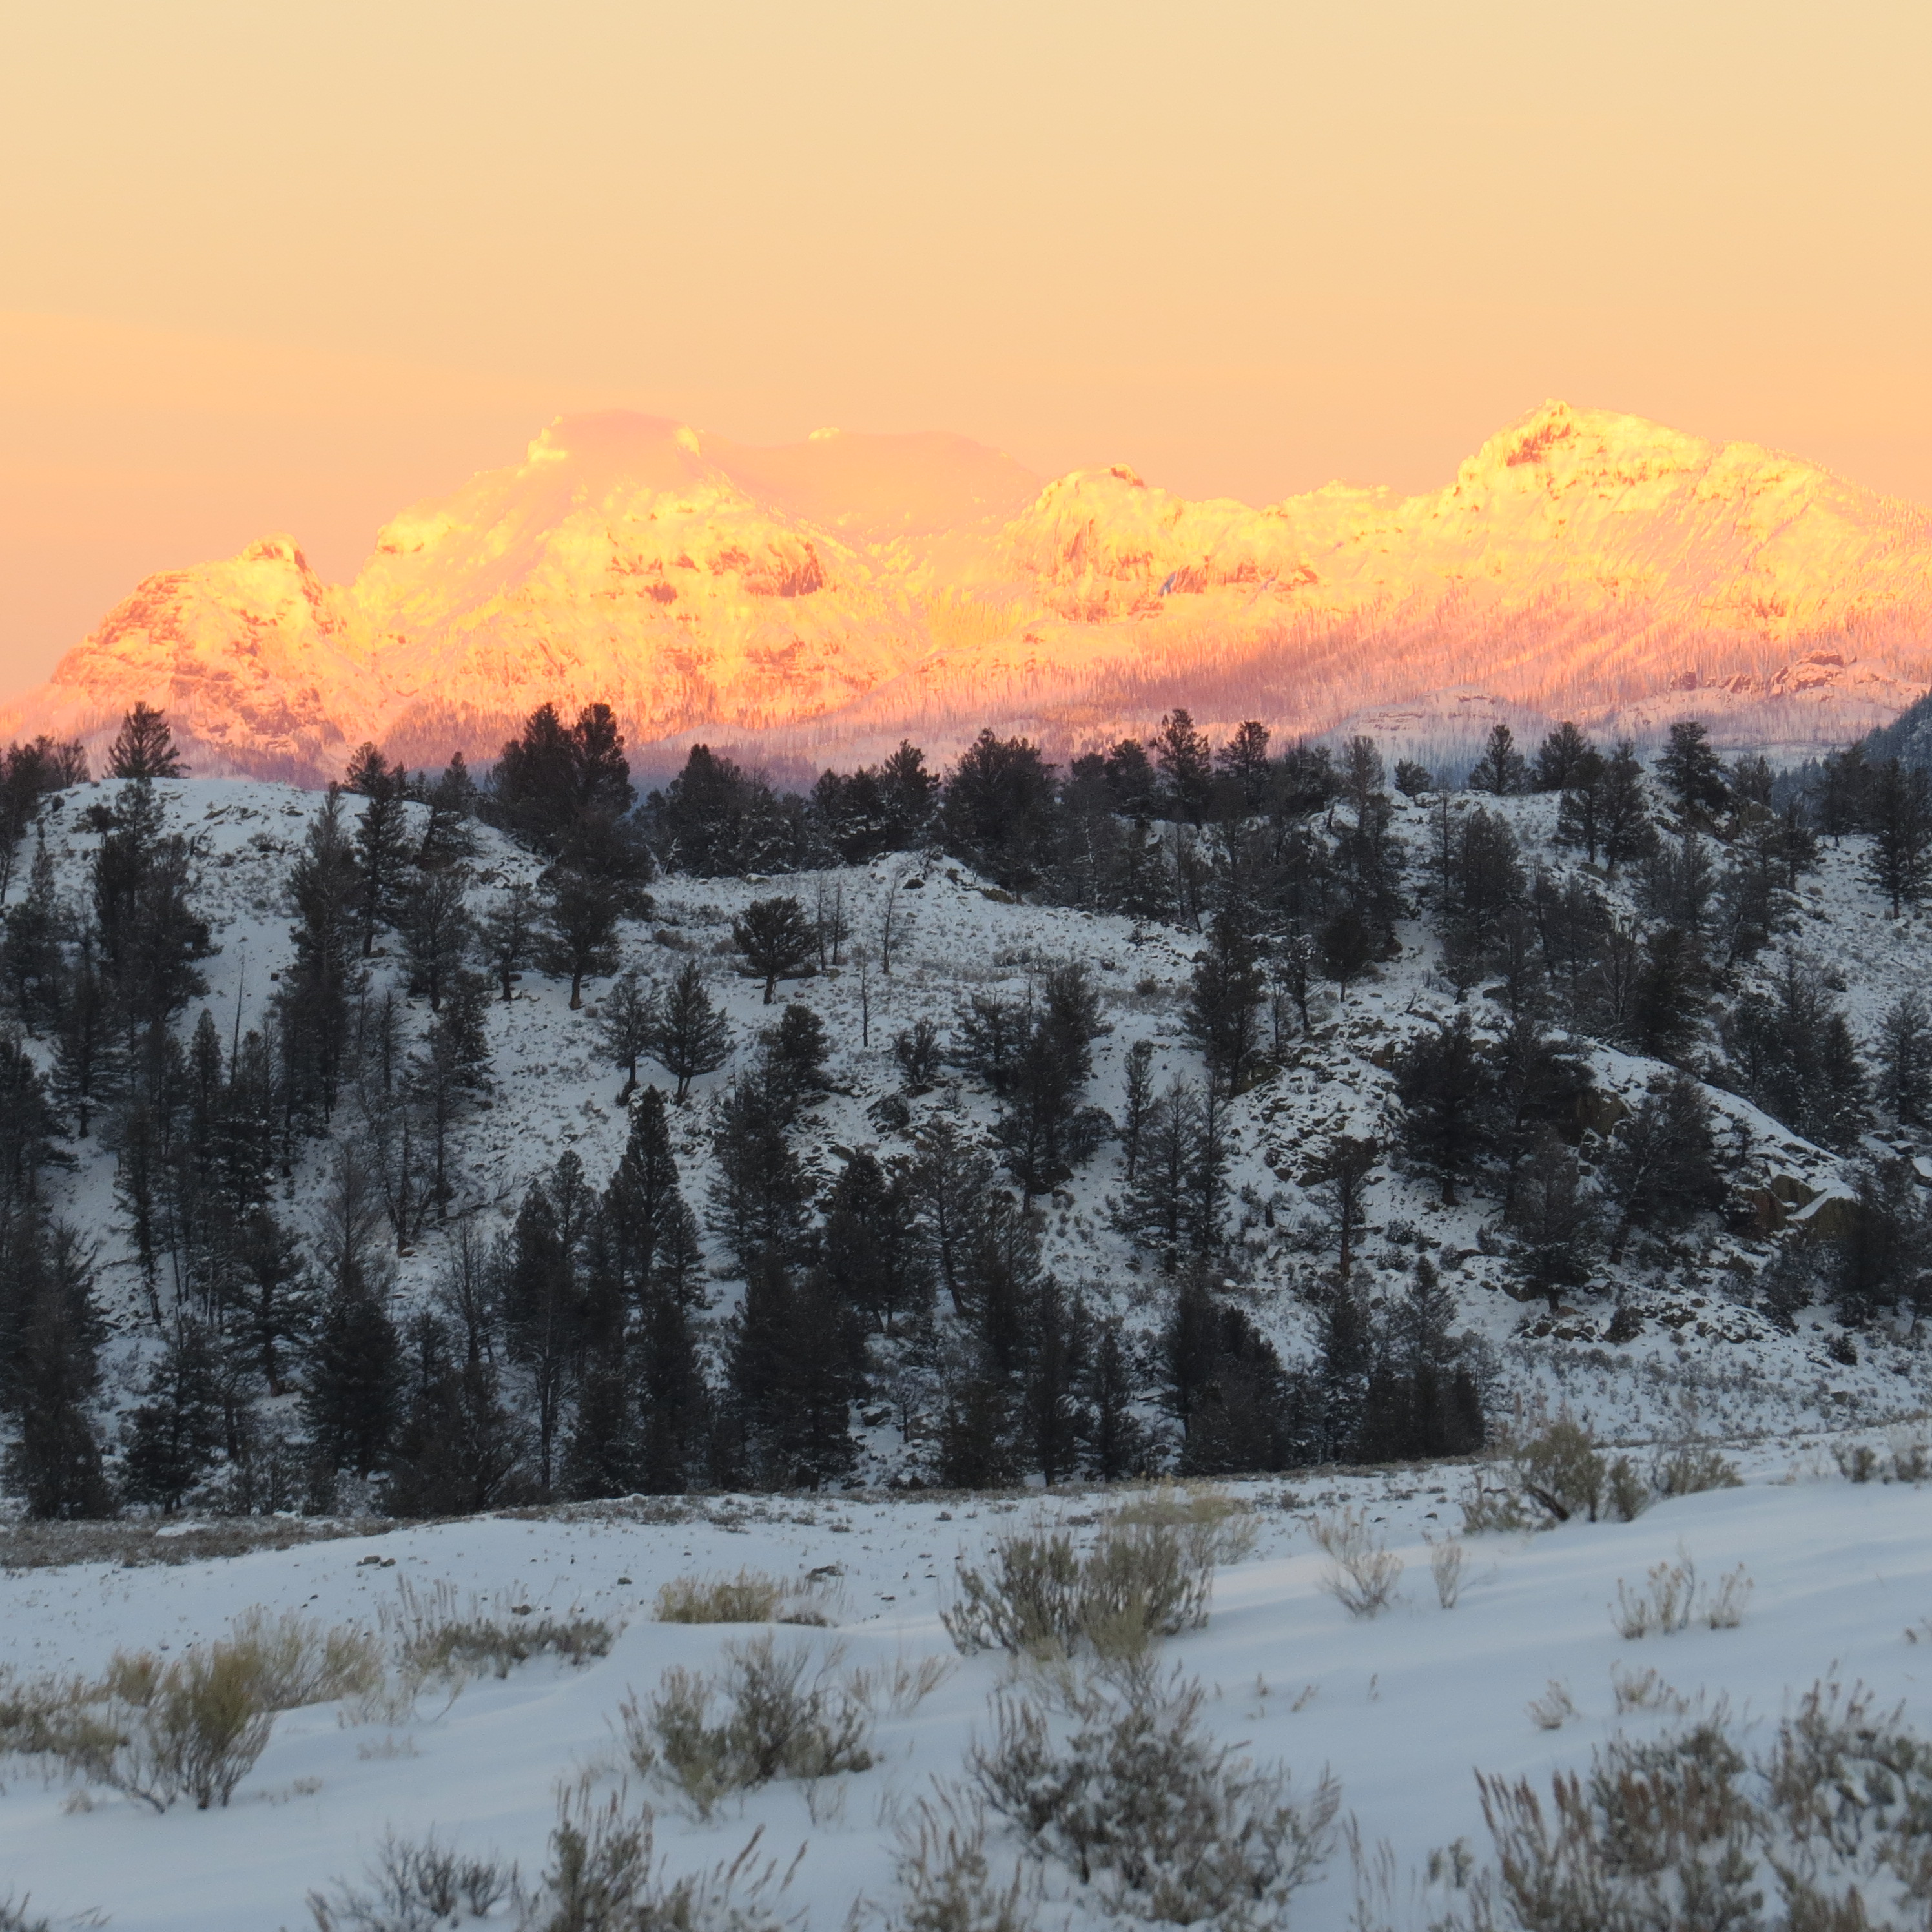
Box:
<box><xmin>7</xmin><ymin>400</ymin><xmax>1930</xmax><ymax>782</ymax></box>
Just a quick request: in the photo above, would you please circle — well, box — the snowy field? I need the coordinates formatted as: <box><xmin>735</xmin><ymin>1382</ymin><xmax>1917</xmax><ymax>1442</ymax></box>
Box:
<box><xmin>3</xmin><ymin>1434</ymin><xmax>1931</xmax><ymax>1929</ymax></box>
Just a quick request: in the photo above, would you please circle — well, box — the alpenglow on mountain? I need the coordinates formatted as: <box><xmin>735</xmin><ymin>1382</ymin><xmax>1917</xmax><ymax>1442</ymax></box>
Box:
<box><xmin>8</xmin><ymin>400</ymin><xmax>1932</xmax><ymax>781</ymax></box>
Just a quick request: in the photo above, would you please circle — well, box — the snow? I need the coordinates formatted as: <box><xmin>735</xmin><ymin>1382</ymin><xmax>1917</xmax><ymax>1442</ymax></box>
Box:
<box><xmin>3</xmin><ymin>1445</ymin><xmax>1931</xmax><ymax>1928</ymax></box>
<box><xmin>7</xmin><ymin>400</ymin><xmax>1931</xmax><ymax>781</ymax></box>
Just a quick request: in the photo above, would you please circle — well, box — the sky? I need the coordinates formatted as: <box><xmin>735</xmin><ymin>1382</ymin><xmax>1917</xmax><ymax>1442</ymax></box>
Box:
<box><xmin>3</xmin><ymin>0</ymin><xmax>1929</xmax><ymax>690</ymax></box>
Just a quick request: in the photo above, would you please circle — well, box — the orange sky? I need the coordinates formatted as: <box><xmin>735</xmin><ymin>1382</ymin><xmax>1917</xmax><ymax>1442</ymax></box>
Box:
<box><xmin>4</xmin><ymin>0</ymin><xmax>1929</xmax><ymax>691</ymax></box>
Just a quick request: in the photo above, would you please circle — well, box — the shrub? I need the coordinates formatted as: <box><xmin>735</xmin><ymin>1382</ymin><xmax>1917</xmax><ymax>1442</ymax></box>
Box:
<box><xmin>527</xmin><ymin>1790</ymin><xmax>794</xmax><ymax>1932</ymax></box>
<box><xmin>1513</xmin><ymin>1419</ymin><xmax>1605</xmax><ymax>1524</ymax></box>
<box><xmin>307</xmin><ymin>1831</ymin><xmax>514</xmax><ymax>1931</ymax></box>
<box><xmin>1310</xmin><ymin>1509</ymin><xmax>1403</xmax><ymax>1618</ymax></box>
<box><xmin>968</xmin><ymin>1660</ymin><xmax>1338</xmax><ymax>1930</ymax></box>
<box><xmin>1652</xmin><ymin>1445</ymin><xmax>1743</xmax><ymax>1499</ymax></box>
<box><xmin>1443</xmin><ymin>1688</ymin><xmax>1932</xmax><ymax>1932</ymax></box>
<box><xmin>227</xmin><ymin>1608</ymin><xmax>384</xmax><ymax>1710</ymax></box>
<box><xmin>620</xmin><ymin>1634</ymin><xmax>874</xmax><ymax>1818</ymax></box>
<box><xmin>655</xmin><ymin>1570</ymin><xmax>828</xmax><ymax>1627</ymax></box>
<box><xmin>1835</xmin><ymin>1441</ymin><xmax>1882</xmax><ymax>1483</ymax></box>
<box><xmin>941</xmin><ymin>1519</ymin><xmax>1215</xmax><ymax>1660</ymax></box>
<box><xmin>45</xmin><ymin>1639</ymin><xmax>276</xmax><ymax>1811</ymax></box>
<box><xmin>1109</xmin><ymin>1483</ymin><xmax>1260</xmax><ymax>1565</ymax></box>
<box><xmin>1612</xmin><ymin>1551</ymin><xmax>1752</xmax><ymax>1638</ymax></box>
<box><xmin>1526</xmin><ymin>1681</ymin><xmax>1577</xmax><ymax>1731</ymax></box>
<box><xmin>1428</xmin><ymin>1537</ymin><xmax>1466</xmax><ymax>1610</ymax></box>
<box><xmin>385</xmin><ymin>1579</ymin><xmax>613</xmax><ymax>1690</ymax></box>
<box><xmin>892</xmin><ymin>1793</ymin><xmax>1035</xmax><ymax>1932</ymax></box>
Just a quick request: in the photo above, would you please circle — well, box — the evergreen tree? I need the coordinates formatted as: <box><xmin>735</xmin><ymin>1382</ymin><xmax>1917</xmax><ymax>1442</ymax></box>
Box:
<box><xmin>1506</xmin><ymin>1134</ymin><xmax>1600</xmax><ymax>1310</ymax></box>
<box><xmin>1467</xmin><ymin>722</ymin><xmax>1526</xmax><ymax>796</ymax></box>
<box><xmin>1080</xmin><ymin>1317</ymin><xmax>1147</xmax><ymax>1479</ymax></box>
<box><xmin>1</xmin><ymin>1215</ymin><xmax>112</xmax><ymax>1519</ymax></box>
<box><xmin>732</xmin><ymin>896</ymin><xmax>816</xmax><ymax>1004</ymax></box>
<box><xmin>651</xmin><ymin>960</ymin><xmax>732</xmax><ymax>1100</ymax></box>
<box><xmin>121</xmin><ymin>1317</ymin><xmax>228</xmax><ymax>1510</ymax></box>
<box><xmin>1829</xmin><ymin>1156</ymin><xmax>1932</xmax><ymax>1325</ymax></box>
<box><xmin>1598</xmin><ymin>739</ymin><xmax>1658</xmax><ymax>873</ymax></box>
<box><xmin>302</xmin><ymin>1282</ymin><xmax>402</xmax><ymax>1489</ymax></box>
<box><xmin>595</xmin><ymin>967</ymin><xmax>657</xmax><ymax>1098</ymax></box>
<box><xmin>1355</xmin><ymin>1257</ymin><xmax>1486</xmax><ymax>1461</ymax></box>
<box><xmin>4</xmin><ymin>828</ymin><xmax>65</xmax><ymax>1031</ymax></box>
<box><xmin>490</xmin><ymin>701</ymin><xmax>641</xmax><ymax>865</ymax></box>
<box><xmin>478</xmin><ymin>883</ymin><xmax>537</xmax><ymax>1002</ymax></box>
<box><xmin>1876</xmin><ymin>991</ymin><xmax>1932</xmax><ymax>1127</ymax></box>
<box><xmin>936</xmin><ymin>1351</ymin><xmax>1020</xmax><ymax>1488</ymax></box>
<box><xmin>1866</xmin><ymin>757</ymin><xmax>1932</xmax><ymax>916</ymax></box>
<box><xmin>938</xmin><ymin>731</ymin><xmax>1058</xmax><ymax>889</ymax></box>
<box><xmin>1393</xmin><ymin>1014</ymin><xmax>1487</xmax><ymax>1205</ymax></box>
<box><xmin>1815</xmin><ymin>744</ymin><xmax>1873</xmax><ymax>843</ymax></box>
<box><xmin>1598</xmin><ymin>1071</ymin><xmax>1725</xmax><ymax>1260</ymax></box>
<box><xmin>636</xmin><ymin>1284</ymin><xmax>706</xmax><ymax>1493</ymax></box>
<box><xmin>1182</xmin><ymin>912</ymin><xmax>1267</xmax><ymax>1091</ymax></box>
<box><xmin>384</xmin><ymin>1324</ymin><xmax>527</xmax><ymax>1517</ymax></box>
<box><xmin>1720</xmin><ymin>952</ymin><xmax>1867</xmax><ymax>1149</ymax></box>
<box><xmin>819</xmin><ymin>1149</ymin><xmax>930</xmax><ymax>1339</ymax></box>
<box><xmin>52</xmin><ymin>929</ymin><xmax>123</xmax><ymax>1136</ymax></box>
<box><xmin>351</xmin><ymin>759</ymin><xmax>413</xmax><ymax>956</ymax></box>
<box><xmin>603</xmin><ymin>1085</ymin><xmax>699</xmax><ymax>1304</ymax></box>
<box><xmin>1532</xmin><ymin>721</ymin><xmax>1599</xmax><ymax>793</ymax></box>
<box><xmin>1120</xmin><ymin>1039</ymin><xmax>1156</xmax><ymax>1182</ymax></box>
<box><xmin>1214</xmin><ymin>721</ymin><xmax>1273</xmax><ymax>812</ymax></box>
<box><xmin>708</xmin><ymin>1063</ymin><xmax>813</xmax><ymax>1275</ymax></box>
<box><xmin>276</xmin><ymin>788</ymin><xmax>362</xmax><ymax>1125</ymax></box>
<box><xmin>91</xmin><ymin>779</ymin><xmax>211</xmax><ymax>1033</ymax></box>
<box><xmin>1304</xmin><ymin>1135</ymin><xmax>1378</xmax><ymax>1284</ymax></box>
<box><xmin>501</xmin><ymin>1158</ymin><xmax>591</xmax><ymax>1497</ymax></box>
<box><xmin>1021</xmin><ymin>1279</ymin><xmax>1090</xmax><ymax>1486</ymax></box>
<box><xmin>1153</xmin><ymin>709</ymin><xmax>1215</xmax><ymax>823</ymax></box>
<box><xmin>729</xmin><ymin>1262</ymin><xmax>858</xmax><ymax>1488</ymax></box>
<box><xmin>400</xmin><ymin>864</ymin><xmax>473</xmax><ymax>1010</ymax></box>
<box><xmin>1656</xmin><ymin>719</ymin><xmax>1730</xmax><ymax>825</ymax></box>
<box><xmin>1314</xmin><ymin>1285</ymin><xmax>1372</xmax><ymax>1461</ymax></box>
<box><xmin>910</xmin><ymin>1113</ymin><xmax>993</xmax><ymax>1312</ymax></box>
<box><xmin>540</xmin><ymin>867</ymin><xmax>626</xmax><ymax>1009</ymax></box>
<box><xmin>107</xmin><ymin>703</ymin><xmax>185</xmax><ymax>780</ymax></box>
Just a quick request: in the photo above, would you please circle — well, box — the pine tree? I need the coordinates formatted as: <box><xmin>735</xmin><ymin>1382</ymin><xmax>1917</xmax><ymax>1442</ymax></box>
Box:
<box><xmin>1598</xmin><ymin>740</ymin><xmax>1658</xmax><ymax>874</ymax></box>
<box><xmin>478</xmin><ymin>883</ymin><xmax>537</xmax><ymax>1003</ymax></box>
<box><xmin>636</xmin><ymin>1284</ymin><xmax>706</xmax><ymax>1493</ymax></box>
<box><xmin>107</xmin><ymin>703</ymin><xmax>185</xmax><ymax>780</ymax></box>
<box><xmin>938</xmin><ymin>731</ymin><xmax>1058</xmax><ymax>889</ymax></box>
<box><xmin>121</xmin><ymin>1317</ymin><xmax>228</xmax><ymax>1510</ymax></box>
<box><xmin>596</xmin><ymin>967</ymin><xmax>657</xmax><ymax>1098</ymax></box>
<box><xmin>52</xmin><ymin>930</ymin><xmax>123</xmax><ymax>1136</ymax></box>
<box><xmin>1866</xmin><ymin>757</ymin><xmax>1932</xmax><ymax>916</ymax></box>
<box><xmin>1153</xmin><ymin>710</ymin><xmax>1215</xmax><ymax>823</ymax></box>
<box><xmin>1468</xmin><ymin>723</ymin><xmax>1527</xmax><ymax>796</ymax></box>
<box><xmin>1393</xmin><ymin>1014</ymin><xmax>1487</xmax><ymax>1206</ymax></box>
<box><xmin>910</xmin><ymin>1113</ymin><xmax>992</xmax><ymax>1313</ymax></box>
<box><xmin>1304</xmin><ymin>1135</ymin><xmax>1378</xmax><ymax>1284</ymax></box>
<box><xmin>732</xmin><ymin>896</ymin><xmax>816</xmax><ymax>1005</ymax></box>
<box><xmin>501</xmin><ymin>1163</ymin><xmax>588</xmax><ymax>1497</ymax></box>
<box><xmin>708</xmin><ymin>1065</ymin><xmax>812</xmax><ymax>1276</ymax></box>
<box><xmin>302</xmin><ymin>1282</ymin><xmax>402</xmax><ymax>1490</ymax></box>
<box><xmin>1532</xmin><ymin>721</ymin><xmax>1599</xmax><ymax>793</ymax></box>
<box><xmin>3</xmin><ymin>827</ymin><xmax>65</xmax><ymax>1031</ymax></box>
<box><xmin>540</xmin><ymin>868</ymin><xmax>624</xmax><ymax>1009</ymax></box>
<box><xmin>1656</xmin><ymin>719</ymin><xmax>1730</xmax><ymax>825</ymax></box>
<box><xmin>1214</xmin><ymin>721</ymin><xmax>1272</xmax><ymax>812</ymax></box>
<box><xmin>1877</xmin><ymin>991</ymin><xmax>1932</xmax><ymax>1127</ymax></box>
<box><xmin>351</xmin><ymin>759</ymin><xmax>413</xmax><ymax>956</ymax></box>
<box><xmin>278</xmin><ymin>789</ymin><xmax>362</xmax><ymax>1125</ymax></box>
<box><xmin>1080</xmin><ymin>1317</ymin><xmax>1146</xmax><ymax>1479</ymax></box>
<box><xmin>1598</xmin><ymin>1071</ymin><xmax>1724</xmax><ymax>1260</ymax></box>
<box><xmin>650</xmin><ymin>960</ymin><xmax>732</xmax><ymax>1100</ymax></box>
<box><xmin>400</xmin><ymin>864</ymin><xmax>473</xmax><ymax>1010</ymax></box>
<box><xmin>1</xmin><ymin>1215</ymin><xmax>113</xmax><ymax>1519</ymax></box>
<box><xmin>1182</xmin><ymin>912</ymin><xmax>1267</xmax><ymax>1091</ymax></box>
<box><xmin>936</xmin><ymin>1351</ymin><xmax>1020</xmax><ymax>1488</ymax></box>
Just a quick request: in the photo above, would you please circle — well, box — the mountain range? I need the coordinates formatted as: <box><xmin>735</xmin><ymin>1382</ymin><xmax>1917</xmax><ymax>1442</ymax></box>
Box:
<box><xmin>6</xmin><ymin>399</ymin><xmax>1931</xmax><ymax>783</ymax></box>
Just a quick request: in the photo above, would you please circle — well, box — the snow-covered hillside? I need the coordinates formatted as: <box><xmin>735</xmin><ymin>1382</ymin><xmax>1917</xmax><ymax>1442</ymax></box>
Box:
<box><xmin>5</xmin><ymin>766</ymin><xmax>1927</xmax><ymax>1495</ymax></box>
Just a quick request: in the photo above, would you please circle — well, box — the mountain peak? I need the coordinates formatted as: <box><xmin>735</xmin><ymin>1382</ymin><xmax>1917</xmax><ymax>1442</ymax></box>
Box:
<box><xmin>7</xmin><ymin>404</ymin><xmax>1930</xmax><ymax>781</ymax></box>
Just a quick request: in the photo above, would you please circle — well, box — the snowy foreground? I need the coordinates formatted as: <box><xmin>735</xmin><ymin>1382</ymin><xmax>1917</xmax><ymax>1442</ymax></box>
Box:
<box><xmin>4</xmin><ymin>1435</ymin><xmax>1930</xmax><ymax>1930</ymax></box>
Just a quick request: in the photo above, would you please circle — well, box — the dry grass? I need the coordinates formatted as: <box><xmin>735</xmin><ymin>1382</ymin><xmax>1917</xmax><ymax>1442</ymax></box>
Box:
<box><xmin>1310</xmin><ymin>1509</ymin><xmax>1403</xmax><ymax>1618</ymax></box>
<box><xmin>892</xmin><ymin>1791</ymin><xmax>1035</xmax><ymax>1932</ymax></box>
<box><xmin>0</xmin><ymin>1516</ymin><xmax>392</xmax><ymax>1575</ymax></box>
<box><xmin>655</xmin><ymin>1569</ymin><xmax>830</xmax><ymax>1627</ymax></box>
<box><xmin>1610</xmin><ymin>1664</ymin><xmax>1691</xmax><ymax>1716</ymax></box>
<box><xmin>941</xmin><ymin>1519</ymin><xmax>1217</xmax><ymax>1660</ymax></box>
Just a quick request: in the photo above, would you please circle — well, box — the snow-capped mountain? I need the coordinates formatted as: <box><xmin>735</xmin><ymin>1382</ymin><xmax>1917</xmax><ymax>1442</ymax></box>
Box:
<box><xmin>8</xmin><ymin>401</ymin><xmax>1931</xmax><ymax>781</ymax></box>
